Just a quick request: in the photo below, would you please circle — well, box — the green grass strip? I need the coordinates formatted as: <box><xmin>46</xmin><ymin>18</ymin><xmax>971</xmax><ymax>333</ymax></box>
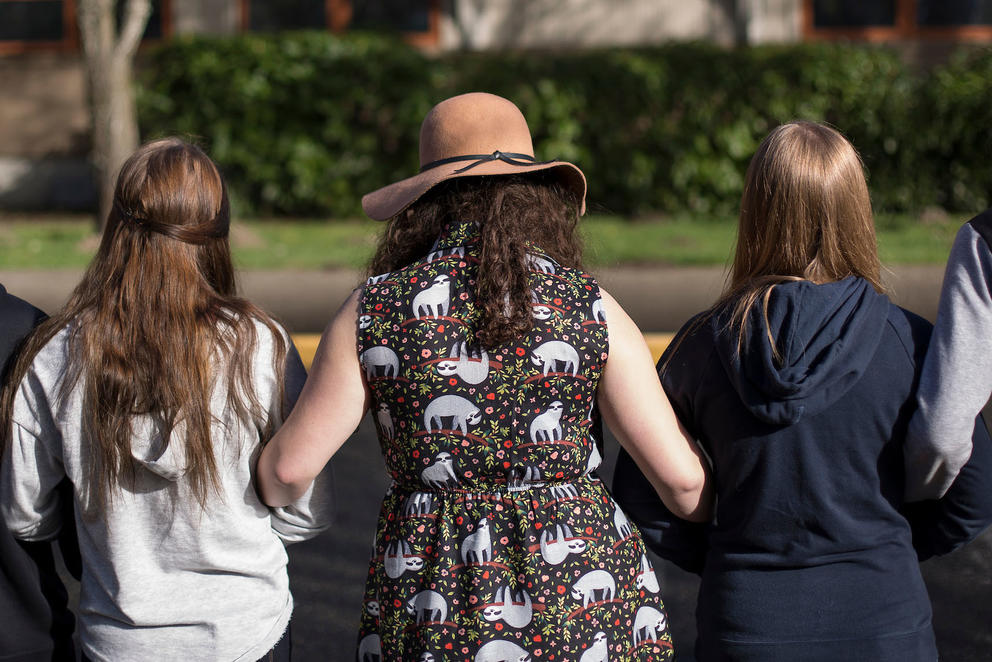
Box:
<box><xmin>0</xmin><ymin>212</ymin><xmax>969</xmax><ymax>270</ymax></box>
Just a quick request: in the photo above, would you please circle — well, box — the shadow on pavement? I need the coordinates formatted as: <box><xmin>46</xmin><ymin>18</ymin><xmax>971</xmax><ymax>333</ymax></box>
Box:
<box><xmin>288</xmin><ymin>420</ymin><xmax>992</xmax><ymax>661</ymax></box>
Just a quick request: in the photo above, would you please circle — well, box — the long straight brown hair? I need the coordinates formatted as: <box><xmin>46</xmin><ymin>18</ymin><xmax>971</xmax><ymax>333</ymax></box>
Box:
<box><xmin>719</xmin><ymin>121</ymin><xmax>885</xmax><ymax>358</ymax></box>
<box><xmin>0</xmin><ymin>138</ymin><xmax>287</xmax><ymax>515</ymax></box>
<box><xmin>369</xmin><ymin>174</ymin><xmax>583</xmax><ymax>347</ymax></box>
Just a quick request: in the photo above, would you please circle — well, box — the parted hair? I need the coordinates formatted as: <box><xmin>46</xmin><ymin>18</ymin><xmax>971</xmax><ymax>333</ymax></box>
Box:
<box><xmin>720</xmin><ymin>121</ymin><xmax>885</xmax><ymax>359</ymax></box>
<box><xmin>368</xmin><ymin>174</ymin><xmax>583</xmax><ymax>347</ymax></box>
<box><xmin>0</xmin><ymin>138</ymin><xmax>287</xmax><ymax>515</ymax></box>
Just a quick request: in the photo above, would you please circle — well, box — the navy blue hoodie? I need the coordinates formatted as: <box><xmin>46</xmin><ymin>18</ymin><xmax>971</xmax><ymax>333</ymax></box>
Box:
<box><xmin>614</xmin><ymin>277</ymin><xmax>992</xmax><ymax>662</ymax></box>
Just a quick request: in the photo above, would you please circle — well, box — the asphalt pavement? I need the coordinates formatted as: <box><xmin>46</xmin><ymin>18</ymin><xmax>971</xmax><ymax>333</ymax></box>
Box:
<box><xmin>0</xmin><ymin>263</ymin><xmax>947</xmax><ymax>333</ymax></box>
<box><xmin>2</xmin><ymin>264</ymin><xmax>990</xmax><ymax>660</ymax></box>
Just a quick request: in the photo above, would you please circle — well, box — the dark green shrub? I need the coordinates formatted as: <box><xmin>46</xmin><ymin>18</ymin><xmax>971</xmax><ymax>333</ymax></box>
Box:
<box><xmin>139</xmin><ymin>31</ymin><xmax>438</xmax><ymax>216</ymax></box>
<box><xmin>921</xmin><ymin>49</ymin><xmax>992</xmax><ymax>211</ymax></box>
<box><xmin>137</xmin><ymin>34</ymin><xmax>992</xmax><ymax>218</ymax></box>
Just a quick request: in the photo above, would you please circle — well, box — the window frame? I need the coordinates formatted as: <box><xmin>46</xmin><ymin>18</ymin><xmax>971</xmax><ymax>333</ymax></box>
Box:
<box><xmin>803</xmin><ymin>0</ymin><xmax>992</xmax><ymax>41</ymax></box>
<box><xmin>0</xmin><ymin>0</ymin><xmax>172</xmax><ymax>55</ymax></box>
<box><xmin>0</xmin><ymin>0</ymin><xmax>77</xmax><ymax>54</ymax></box>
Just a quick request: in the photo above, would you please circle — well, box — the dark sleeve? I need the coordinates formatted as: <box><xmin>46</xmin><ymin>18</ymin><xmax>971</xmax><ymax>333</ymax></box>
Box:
<box><xmin>905</xmin><ymin>413</ymin><xmax>992</xmax><ymax>561</ymax></box>
<box><xmin>611</xmin><ymin>317</ymin><xmax>710</xmax><ymax>574</ymax></box>
<box><xmin>0</xmin><ymin>291</ymin><xmax>76</xmax><ymax>654</ymax></box>
<box><xmin>0</xmin><ymin>289</ymin><xmax>46</xmax><ymax>378</ymax></box>
<box><xmin>55</xmin><ymin>479</ymin><xmax>81</xmax><ymax>580</ymax></box>
<box><xmin>613</xmin><ymin>450</ymin><xmax>708</xmax><ymax>573</ymax></box>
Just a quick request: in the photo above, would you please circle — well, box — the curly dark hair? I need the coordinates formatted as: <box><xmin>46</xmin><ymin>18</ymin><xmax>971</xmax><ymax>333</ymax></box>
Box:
<box><xmin>368</xmin><ymin>174</ymin><xmax>584</xmax><ymax>347</ymax></box>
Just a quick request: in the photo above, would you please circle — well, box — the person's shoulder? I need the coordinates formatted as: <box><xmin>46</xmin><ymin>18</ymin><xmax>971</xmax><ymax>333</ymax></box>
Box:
<box><xmin>10</xmin><ymin>323</ymin><xmax>73</xmax><ymax>404</ymax></box>
<box><xmin>669</xmin><ymin>310</ymin><xmax>718</xmax><ymax>355</ymax></box>
<box><xmin>245</xmin><ymin>313</ymin><xmax>292</xmax><ymax>358</ymax></box>
<box><xmin>248</xmin><ymin>312</ymin><xmax>288</xmax><ymax>336</ymax></box>
<box><xmin>656</xmin><ymin>309</ymin><xmax>719</xmax><ymax>383</ymax></box>
<box><xmin>965</xmin><ymin>208</ymin><xmax>992</xmax><ymax>252</ymax></box>
<box><xmin>0</xmin><ymin>284</ymin><xmax>45</xmax><ymax>342</ymax></box>
<box><xmin>885</xmin><ymin>303</ymin><xmax>933</xmax><ymax>366</ymax></box>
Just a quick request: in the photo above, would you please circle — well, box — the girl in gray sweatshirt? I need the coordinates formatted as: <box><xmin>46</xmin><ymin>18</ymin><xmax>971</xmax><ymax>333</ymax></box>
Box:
<box><xmin>0</xmin><ymin>138</ymin><xmax>327</xmax><ymax>661</ymax></box>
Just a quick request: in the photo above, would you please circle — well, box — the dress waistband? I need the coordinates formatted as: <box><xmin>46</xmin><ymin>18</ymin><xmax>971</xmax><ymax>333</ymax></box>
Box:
<box><xmin>389</xmin><ymin>473</ymin><xmax>599</xmax><ymax>497</ymax></box>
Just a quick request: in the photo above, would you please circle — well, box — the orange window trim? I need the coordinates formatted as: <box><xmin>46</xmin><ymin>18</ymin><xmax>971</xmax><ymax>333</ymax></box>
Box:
<box><xmin>803</xmin><ymin>0</ymin><xmax>992</xmax><ymax>41</ymax></box>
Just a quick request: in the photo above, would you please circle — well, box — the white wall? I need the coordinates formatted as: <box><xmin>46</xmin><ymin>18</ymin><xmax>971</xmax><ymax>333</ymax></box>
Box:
<box><xmin>440</xmin><ymin>0</ymin><xmax>801</xmax><ymax>50</ymax></box>
<box><xmin>171</xmin><ymin>0</ymin><xmax>241</xmax><ymax>35</ymax></box>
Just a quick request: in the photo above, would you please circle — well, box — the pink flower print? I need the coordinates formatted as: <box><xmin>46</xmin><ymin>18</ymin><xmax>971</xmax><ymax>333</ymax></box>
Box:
<box><xmin>421</xmin><ymin>349</ymin><xmax>432</xmax><ymax>358</ymax></box>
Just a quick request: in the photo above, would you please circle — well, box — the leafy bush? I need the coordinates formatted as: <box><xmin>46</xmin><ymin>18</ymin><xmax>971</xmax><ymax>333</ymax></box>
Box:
<box><xmin>137</xmin><ymin>34</ymin><xmax>991</xmax><ymax>218</ymax></box>
<box><xmin>139</xmin><ymin>32</ymin><xmax>438</xmax><ymax>216</ymax></box>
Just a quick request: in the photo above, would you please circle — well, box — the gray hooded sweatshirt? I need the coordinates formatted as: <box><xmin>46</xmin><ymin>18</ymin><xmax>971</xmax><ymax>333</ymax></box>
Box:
<box><xmin>906</xmin><ymin>212</ymin><xmax>992</xmax><ymax>500</ymax></box>
<box><xmin>1</xmin><ymin>320</ymin><xmax>327</xmax><ymax>661</ymax></box>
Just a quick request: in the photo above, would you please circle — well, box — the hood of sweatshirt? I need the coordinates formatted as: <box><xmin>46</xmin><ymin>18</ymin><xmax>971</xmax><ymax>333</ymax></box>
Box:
<box><xmin>129</xmin><ymin>417</ymin><xmax>189</xmax><ymax>481</ymax></box>
<box><xmin>713</xmin><ymin>276</ymin><xmax>891</xmax><ymax>426</ymax></box>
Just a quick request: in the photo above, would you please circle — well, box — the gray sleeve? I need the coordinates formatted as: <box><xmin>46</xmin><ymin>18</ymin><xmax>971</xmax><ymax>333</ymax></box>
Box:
<box><xmin>2</xmin><ymin>419</ymin><xmax>65</xmax><ymax>542</ymax></box>
<box><xmin>267</xmin><ymin>332</ymin><xmax>334</xmax><ymax>543</ymax></box>
<box><xmin>905</xmin><ymin>223</ymin><xmax>992</xmax><ymax>501</ymax></box>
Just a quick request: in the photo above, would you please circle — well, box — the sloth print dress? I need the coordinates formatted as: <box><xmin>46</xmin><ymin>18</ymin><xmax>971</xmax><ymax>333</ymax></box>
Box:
<box><xmin>355</xmin><ymin>219</ymin><xmax>673</xmax><ymax>661</ymax></box>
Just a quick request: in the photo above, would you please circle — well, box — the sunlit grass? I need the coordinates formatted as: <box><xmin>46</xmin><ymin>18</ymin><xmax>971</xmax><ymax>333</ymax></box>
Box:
<box><xmin>0</xmin><ymin>211</ymin><xmax>968</xmax><ymax>270</ymax></box>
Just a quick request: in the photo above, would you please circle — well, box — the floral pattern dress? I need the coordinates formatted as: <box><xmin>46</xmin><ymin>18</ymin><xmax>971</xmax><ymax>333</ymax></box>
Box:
<box><xmin>356</xmin><ymin>219</ymin><xmax>673</xmax><ymax>662</ymax></box>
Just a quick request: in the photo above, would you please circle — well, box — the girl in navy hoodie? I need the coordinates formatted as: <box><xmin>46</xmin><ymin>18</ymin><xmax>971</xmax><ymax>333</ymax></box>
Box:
<box><xmin>613</xmin><ymin>121</ymin><xmax>992</xmax><ymax>661</ymax></box>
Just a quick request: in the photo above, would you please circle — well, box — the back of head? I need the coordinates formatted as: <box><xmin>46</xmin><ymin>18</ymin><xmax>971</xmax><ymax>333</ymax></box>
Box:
<box><xmin>365</xmin><ymin>92</ymin><xmax>587</xmax><ymax>348</ymax></box>
<box><xmin>730</xmin><ymin>121</ymin><xmax>882</xmax><ymax>293</ymax></box>
<box><xmin>369</xmin><ymin>174</ymin><xmax>583</xmax><ymax>347</ymax></box>
<box><xmin>708</xmin><ymin>122</ymin><xmax>884</xmax><ymax>362</ymax></box>
<box><xmin>99</xmin><ymin>137</ymin><xmax>233</xmax><ymax>297</ymax></box>
<box><xmin>2</xmin><ymin>138</ymin><xmax>285</xmax><ymax>515</ymax></box>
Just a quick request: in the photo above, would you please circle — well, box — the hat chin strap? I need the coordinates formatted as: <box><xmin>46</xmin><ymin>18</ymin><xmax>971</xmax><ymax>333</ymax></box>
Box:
<box><xmin>419</xmin><ymin>151</ymin><xmax>552</xmax><ymax>174</ymax></box>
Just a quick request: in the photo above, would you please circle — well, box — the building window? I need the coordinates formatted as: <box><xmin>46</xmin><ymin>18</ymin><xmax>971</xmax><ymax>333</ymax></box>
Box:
<box><xmin>241</xmin><ymin>0</ymin><xmax>439</xmax><ymax>47</ymax></box>
<box><xmin>0</xmin><ymin>0</ymin><xmax>74</xmax><ymax>52</ymax></box>
<box><xmin>918</xmin><ymin>0</ymin><xmax>992</xmax><ymax>26</ymax></box>
<box><xmin>350</xmin><ymin>0</ymin><xmax>432</xmax><ymax>33</ymax></box>
<box><xmin>0</xmin><ymin>0</ymin><xmax>170</xmax><ymax>54</ymax></box>
<box><xmin>805</xmin><ymin>0</ymin><xmax>992</xmax><ymax>40</ymax></box>
<box><xmin>812</xmin><ymin>1</ymin><xmax>896</xmax><ymax>28</ymax></box>
<box><xmin>245</xmin><ymin>0</ymin><xmax>326</xmax><ymax>31</ymax></box>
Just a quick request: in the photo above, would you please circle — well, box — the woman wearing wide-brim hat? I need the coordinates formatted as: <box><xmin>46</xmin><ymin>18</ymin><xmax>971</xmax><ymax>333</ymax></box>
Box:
<box><xmin>258</xmin><ymin>92</ymin><xmax>712</xmax><ymax>660</ymax></box>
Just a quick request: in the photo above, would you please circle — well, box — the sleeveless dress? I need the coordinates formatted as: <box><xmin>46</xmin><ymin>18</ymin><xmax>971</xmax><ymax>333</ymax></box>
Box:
<box><xmin>356</xmin><ymin>219</ymin><xmax>673</xmax><ymax>661</ymax></box>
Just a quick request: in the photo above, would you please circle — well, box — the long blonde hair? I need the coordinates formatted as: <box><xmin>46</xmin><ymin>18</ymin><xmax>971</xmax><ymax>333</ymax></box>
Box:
<box><xmin>1</xmin><ymin>138</ymin><xmax>287</xmax><ymax>515</ymax></box>
<box><xmin>720</xmin><ymin>121</ymin><xmax>885</xmax><ymax>359</ymax></box>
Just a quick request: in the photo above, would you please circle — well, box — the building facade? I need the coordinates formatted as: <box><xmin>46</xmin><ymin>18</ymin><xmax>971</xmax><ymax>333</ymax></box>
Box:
<box><xmin>1</xmin><ymin>0</ymin><xmax>989</xmax><ymax>210</ymax></box>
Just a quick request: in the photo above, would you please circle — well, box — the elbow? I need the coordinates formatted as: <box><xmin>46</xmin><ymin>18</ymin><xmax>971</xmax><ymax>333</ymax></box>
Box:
<box><xmin>258</xmin><ymin>452</ymin><xmax>311</xmax><ymax>508</ymax></box>
<box><xmin>273</xmin><ymin>462</ymin><xmax>311</xmax><ymax>503</ymax></box>
<box><xmin>663</xmin><ymin>470</ymin><xmax>712</xmax><ymax>523</ymax></box>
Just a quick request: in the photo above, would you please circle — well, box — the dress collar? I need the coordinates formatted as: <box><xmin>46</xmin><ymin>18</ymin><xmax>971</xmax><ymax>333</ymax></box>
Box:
<box><xmin>431</xmin><ymin>218</ymin><xmax>480</xmax><ymax>252</ymax></box>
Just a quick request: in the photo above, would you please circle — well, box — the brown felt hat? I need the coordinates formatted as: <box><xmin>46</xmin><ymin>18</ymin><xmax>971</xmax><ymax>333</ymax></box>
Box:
<box><xmin>361</xmin><ymin>92</ymin><xmax>587</xmax><ymax>221</ymax></box>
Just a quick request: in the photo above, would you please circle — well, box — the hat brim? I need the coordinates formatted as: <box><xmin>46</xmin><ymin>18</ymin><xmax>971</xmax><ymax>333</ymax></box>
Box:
<box><xmin>362</xmin><ymin>159</ymin><xmax>587</xmax><ymax>221</ymax></box>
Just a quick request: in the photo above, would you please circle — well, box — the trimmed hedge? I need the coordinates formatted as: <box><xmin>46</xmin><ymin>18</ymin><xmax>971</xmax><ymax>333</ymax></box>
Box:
<box><xmin>137</xmin><ymin>33</ymin><xmax>992</xmax><ymax>218</ymax></box>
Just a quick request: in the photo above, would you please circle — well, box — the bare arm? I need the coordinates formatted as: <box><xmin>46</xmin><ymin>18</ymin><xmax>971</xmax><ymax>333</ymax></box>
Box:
<box><xmin>257</xmin><ymin>288</ymin><xmax>371</xmax><ymax>507</ymax></box>
<box><xmin>597</xmin><ymin>288</ymin><xmax>713</xmax><ymax>522</ymax></box>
